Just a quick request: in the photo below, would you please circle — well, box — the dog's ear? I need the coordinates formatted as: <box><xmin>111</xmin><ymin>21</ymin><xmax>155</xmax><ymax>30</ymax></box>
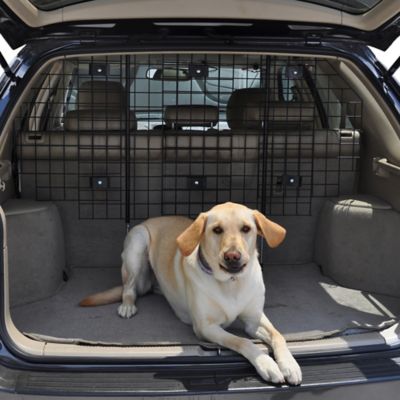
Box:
<box><xmin>176</xmin><ymin>213</ymin><xmax>208</xmax><ymax>257</ymax></box>
<box><xmin>253</xmin><ymin>210</ymin><xmax>286</xmax><ymax>248</ymax></box>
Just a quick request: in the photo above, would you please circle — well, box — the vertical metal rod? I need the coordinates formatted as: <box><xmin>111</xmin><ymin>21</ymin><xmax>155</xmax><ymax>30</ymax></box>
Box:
<box><xmin>125</xmin><ymin>55</ymin><xmax>131</xmax><ymax>231</ymax></box>
<box><xmin>261</xmin><ymin>55</ymin><xmax>271</xmax><ymax>216</ymax></box>
<box><xmin>259</xmin><ymin>55</ymin><xmax>271</xmax><ymax>266</ymax></box>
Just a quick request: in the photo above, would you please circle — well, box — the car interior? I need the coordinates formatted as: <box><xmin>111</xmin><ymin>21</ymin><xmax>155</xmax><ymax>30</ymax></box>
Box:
<box><xmin>1</xmin><ymin>51</ymin><xmax>400</xmax><ymax>357</ymax></box>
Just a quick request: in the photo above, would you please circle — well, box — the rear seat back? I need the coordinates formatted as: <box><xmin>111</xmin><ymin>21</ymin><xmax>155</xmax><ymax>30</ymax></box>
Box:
<box><xmin>20</xmin><ymin>80</ymin><xmax>137</xmax><ymax>160</ymax></box>
<box><xmin>157</xmin><ymin>104</ymin><xmax>260</xmax><ymax>215</ymax></box>
<box><xmin>226</xmin><ymin>87</ymin><xmax>320</xmax><ymax>131</ymax></box>
<box><xmin>18</xmin><ymin>83</ymin><xmax>360</xmax><ymax>218</ymax></box>
<box><xmin>225</xmin><ymin>88</ymin><xmax>359</xmax><ymax>159</ymax></box>
<box><xmin>63</xmin><ymin>81</ymin><xmax>137</xmax><ymax>131</ymax></box>
<box><xmin>225</xmin><ymin>88</ymin><xmax>360</xmax><ymax>213</ymax></box>
<box><xmin>19</xmin><ymin>81</ymin><xmax>136</xmax><ymax>217</ymax></box>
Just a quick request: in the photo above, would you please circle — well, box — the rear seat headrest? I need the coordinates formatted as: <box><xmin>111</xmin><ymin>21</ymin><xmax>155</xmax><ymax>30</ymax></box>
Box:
<box><xmin>226</xmin><ymin>88</ymin><xmax>318</xmax><ymax>130</ymax></box>
<box><xmin>77</xmin><ymin>81</ymin><xmax>126</xmax><ymax>110</ymax></box>
<box><xmin>164</xmin><ymin>105</ymin><xmax>219</xmax><ymax>128</ymax></box>
<box><xmin>65</xmin><ymin>80</ymin><xmax>137</xmax><ymax>131</ymax></box>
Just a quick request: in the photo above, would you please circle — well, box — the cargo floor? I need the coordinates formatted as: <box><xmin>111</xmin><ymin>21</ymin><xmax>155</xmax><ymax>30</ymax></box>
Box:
<box><xmin>11</xmin><ymin>264</ymin><xmax>400</xmax><ymax>345</ymax></box>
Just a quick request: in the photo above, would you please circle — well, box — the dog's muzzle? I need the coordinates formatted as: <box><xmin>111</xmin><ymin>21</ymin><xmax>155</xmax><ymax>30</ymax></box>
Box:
<box><xmin>219</xmin><ymin>262</ymin><xmax>246</xmax><ymax>274</ymax></box>
<box><xmin>221</xmin><ymin>251</ymin><xmax>246</xmax><ymax>274</ymax></box>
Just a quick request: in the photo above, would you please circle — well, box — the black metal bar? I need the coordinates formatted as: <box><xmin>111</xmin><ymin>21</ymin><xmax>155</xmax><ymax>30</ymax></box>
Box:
<box><xmin>262</xmin><ymin>55</ymin><xmax>271</xmax><ymax>216</ymax></box>
<box><xmin>388</xmin><ymin>55</ymin><xmax>400</xmax><ymax>76</ymax></box>
<box><xmin>0</xmin><ymin>51</ymin><xmax>17</xmax><ymax>82</ymax></box>
<box><xmin>303</xmin><ymin>64</ymin><xmax>329</xmax><ymax>129</ymax></box>
<box><xmin>125</xmin><ymin>54</ymin><xmax>131</xmax><ymax>228</ymax></box>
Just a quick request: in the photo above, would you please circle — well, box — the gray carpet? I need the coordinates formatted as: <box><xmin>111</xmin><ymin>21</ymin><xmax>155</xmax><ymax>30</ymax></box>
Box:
<box><xmin>11</xmin><ymin>264</ymin><xmax>400</xmax><ymax>345</ymax></box>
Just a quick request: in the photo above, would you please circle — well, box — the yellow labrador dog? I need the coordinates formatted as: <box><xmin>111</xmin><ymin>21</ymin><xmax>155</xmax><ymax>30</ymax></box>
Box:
<box><xmin>80</xmin><ymin>202</ymin><xmax>301</xmax><ymax>385</ymax></box>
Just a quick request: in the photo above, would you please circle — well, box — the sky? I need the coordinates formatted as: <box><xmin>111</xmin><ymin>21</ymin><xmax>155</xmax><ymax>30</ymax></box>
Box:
<box><xmin>0</xmin><ymin>34</ymin><xmax>399</xmax><ymax>82</ymax></box>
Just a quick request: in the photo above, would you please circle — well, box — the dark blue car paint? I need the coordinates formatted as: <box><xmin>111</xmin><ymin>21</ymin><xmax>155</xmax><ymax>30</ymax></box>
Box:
<box><xmin>0</xmin><ymin>33</ymin><xmax>399</xmax><ymax>396</ymax></box>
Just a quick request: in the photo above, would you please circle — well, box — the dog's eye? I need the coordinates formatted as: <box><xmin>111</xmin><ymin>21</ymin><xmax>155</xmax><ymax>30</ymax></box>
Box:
<box><xmin>213</xmin><ymin>226</ymin><xmax>223</xmax><ymax>234</ymax></box>
<box><xmin>241</xmin><ymin>225</ymin><xmax>251</xmax><ymax>233</ymax></box>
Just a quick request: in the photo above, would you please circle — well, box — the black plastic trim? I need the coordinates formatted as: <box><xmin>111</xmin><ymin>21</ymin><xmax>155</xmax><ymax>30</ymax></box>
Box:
<box><xmin>0</xmin><ymin>52</ymin><xmax>17</xmax><ymax>82</ymax></box>
<box><xmin>388</xmin><ymin>56</ymin><xmax>400</xmax><ymax>76</ymax></box>
<box><xmin>0</xmin><ymin>352</ymin><xmax>399</xmax><ymax>396</ymax></box>
<box><xmin>303</xmin><ymin>65</ymin><xmax>329</xmax><ymax>128</ymax></box>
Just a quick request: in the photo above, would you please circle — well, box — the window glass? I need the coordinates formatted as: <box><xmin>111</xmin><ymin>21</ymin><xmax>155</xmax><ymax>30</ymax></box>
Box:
<box><xmin>131</xmin><ymin>63</ymin><xmax>261</xmax><ymax>129</ymax></box>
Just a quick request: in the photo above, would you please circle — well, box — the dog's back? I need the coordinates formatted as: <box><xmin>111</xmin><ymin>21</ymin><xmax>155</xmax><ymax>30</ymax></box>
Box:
<box><xmin>142</xmin><ymin>216</ymin><xmax>193</xmax><ymax>321</ymax></box>
<box><xmin>143</xmin><ymin>216</ymin><xmax>191</xmax><ymax>273</ymax></box>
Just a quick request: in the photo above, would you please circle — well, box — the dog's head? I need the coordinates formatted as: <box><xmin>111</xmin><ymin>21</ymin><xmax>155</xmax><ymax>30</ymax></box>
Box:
<box><xmin>176</xmin><ymin>202</ymin><xmax>286</xmax><ymax>282</ymax></box>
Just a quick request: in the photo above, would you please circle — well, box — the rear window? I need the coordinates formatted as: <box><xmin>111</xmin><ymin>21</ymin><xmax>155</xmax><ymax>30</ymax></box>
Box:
<box><xmin>132</xmin><ymin>61</ymin><xmax>261</xmax><ymax>126</ymax></box>
<box><xmin>62</xmin><ymin>55</ymin><xmax>263</xmax><ymax>130</ymax></box>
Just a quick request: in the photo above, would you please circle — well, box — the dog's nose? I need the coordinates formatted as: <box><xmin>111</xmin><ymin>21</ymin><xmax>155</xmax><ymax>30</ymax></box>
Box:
<box><xmin>224</xmin><ymin>251</ymin><xmax>241</xmax><ymax>263</ymax></box>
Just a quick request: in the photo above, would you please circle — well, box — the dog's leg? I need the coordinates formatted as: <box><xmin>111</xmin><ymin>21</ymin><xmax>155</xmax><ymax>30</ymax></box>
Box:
<box><xmin>118</xmin><ymin>263</ymin><xmax>137</xmax><ymax>318</ymax></box>
<box><xmin>118</xmin><ymin>224</ymin><xmax>150</xmax><ymax>318</ymax></box>
<box><xmin>242</xmin><ymin>312</ymin><xmax>302</xmax><ymax>385</ymax></box>
<box><xmin>197</xmin><ymin>324</ymin><xmax>285</xmax><ymax>383</ymax></box>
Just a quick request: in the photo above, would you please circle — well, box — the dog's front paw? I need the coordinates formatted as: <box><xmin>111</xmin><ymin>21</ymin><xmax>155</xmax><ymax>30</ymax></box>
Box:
<box><xmin>254</xmin><ymin>354</ymin><xmax>285</xmax><ymax>384</ymax></box>
<box><xmin>118</xmin><ymin>303</ymin><xmax>137</xmax><ymax>318</ymax></box>
<box><xmin>277</xmin><ymin>353</ymin><xmax>302</xmax><ymax>385</ymax></box>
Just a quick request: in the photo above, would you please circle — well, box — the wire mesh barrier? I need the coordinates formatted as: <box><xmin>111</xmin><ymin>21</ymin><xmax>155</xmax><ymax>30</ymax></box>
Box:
<box><xmin>15</xmin><ymin>53</ymin><xmax>361</xmax><ymax>221</ymax></box>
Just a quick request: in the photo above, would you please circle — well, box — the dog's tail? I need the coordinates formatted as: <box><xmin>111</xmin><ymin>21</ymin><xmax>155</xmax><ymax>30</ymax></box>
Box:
<box><xmin>79</xmin><ymin>286</ymin><xmax>123</xmax><ymax>307</ymax></box>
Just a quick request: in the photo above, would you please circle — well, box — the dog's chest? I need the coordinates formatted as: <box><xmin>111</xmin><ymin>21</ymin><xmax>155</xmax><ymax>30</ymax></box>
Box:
<box><xmin>195</xmin><ymin>276</ymin><xmax>260</xmax><ymax>326</ymax></box>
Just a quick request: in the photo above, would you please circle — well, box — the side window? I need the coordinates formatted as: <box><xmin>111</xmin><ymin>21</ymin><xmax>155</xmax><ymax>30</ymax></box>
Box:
<box><xmin>278</xmin><ymin>64</ymin><xmax>312</xmax><ymax>103</ymax></box>
<box><xmin>279</xmin><ymin>65</ymin><xmax>297</xmax><ymax>102</ymax></box>
<box><xmin>64</xmin><ymin>75</ymin><xmax>78</xmax><ymax>113</ymax></box>
<box><xmin>27</xmin><ymin>62</ymin><xmax>65</xmax><ymax>131</ymax></box>
<box><xmin>313</xmin><ymin>61</ymin><xmax>362</xmax><ymax>129</ymax></box>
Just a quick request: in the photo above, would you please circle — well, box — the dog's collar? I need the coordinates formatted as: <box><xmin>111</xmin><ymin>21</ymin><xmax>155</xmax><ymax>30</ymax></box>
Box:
<box><xmin>198</xmin><ymin>246</ymin><xmax>213</xmax><ymax>275</ymax></box>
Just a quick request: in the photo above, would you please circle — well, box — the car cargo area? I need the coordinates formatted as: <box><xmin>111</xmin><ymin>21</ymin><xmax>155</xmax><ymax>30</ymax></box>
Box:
<box><xmin>3</xmin><ymin>52</ymin><xmax>400</xmax><ymax>351</ymax></box>
<box><xmin>10</xmin><ymin>262</ymin><xmax>400</xmax><ymax>345</ymax></box>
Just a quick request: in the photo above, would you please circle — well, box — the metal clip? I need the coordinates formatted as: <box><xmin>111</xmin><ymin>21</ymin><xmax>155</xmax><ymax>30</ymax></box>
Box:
<box><xmin>0</xmin><ymin>179</ymin><xmax>6</xmax><ymax>192</ymax></box>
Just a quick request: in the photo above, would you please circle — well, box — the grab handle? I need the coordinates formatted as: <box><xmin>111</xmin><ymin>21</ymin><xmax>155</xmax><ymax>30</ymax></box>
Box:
<box><xmin>373</xmin><ymin>157</ymin><xmax>400</xmax><ymax>178</ymax></box>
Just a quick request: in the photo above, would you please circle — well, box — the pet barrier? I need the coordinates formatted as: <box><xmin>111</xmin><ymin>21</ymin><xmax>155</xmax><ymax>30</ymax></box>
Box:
<box><xmin>15</xmin><ymin>53</ymin><xmax>361</xmax><ymax>222</ymax></box>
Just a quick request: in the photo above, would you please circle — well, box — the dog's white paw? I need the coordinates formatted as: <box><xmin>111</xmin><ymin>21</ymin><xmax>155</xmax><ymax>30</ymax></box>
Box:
<box><xmin>118</xmin><ymin>303</ymin><xmax>137</xmax><ymax>318</ymax></box>
<box><xmin>277</xmin><ymin>353</ymin><xmax>302</xmax><ymax>385</ymax></box>
<box><xmin>254</xmin><ymin>354</ymin><xmax>285</xmax><ymax>384</ymax></box>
